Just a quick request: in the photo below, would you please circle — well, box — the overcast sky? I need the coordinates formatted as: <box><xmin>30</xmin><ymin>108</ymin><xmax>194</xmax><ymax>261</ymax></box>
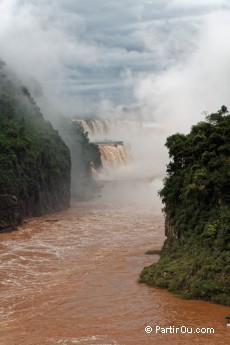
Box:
<box><xmin>0</xmin><ymin>0</ymin><xmax>230</xmax><ymax>126</ymax></box>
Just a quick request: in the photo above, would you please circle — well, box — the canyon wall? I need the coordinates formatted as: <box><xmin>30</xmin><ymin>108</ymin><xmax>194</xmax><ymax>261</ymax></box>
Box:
<box><xmin>0</xmin><ymin>62</ymin><xmax>71</xmax><ymax>231</ymax></box>
<box><xmin>140</xmin><ymin>107</ymin><xmax>230</xmax><ymax>306</ymax></box>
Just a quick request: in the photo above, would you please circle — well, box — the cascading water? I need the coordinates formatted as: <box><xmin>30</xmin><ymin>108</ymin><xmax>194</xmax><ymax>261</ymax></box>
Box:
<box><xmin>72</xmin><ymin>119</ymin><xmax>161</xmax><ymax>142</ymax></box>
<box><xmin>73</xmin><ymin>119</ymin><xmax>134</xmax><ymax>176</ymax></box>
<box><xmin>72</xmin><ymin>119</ymin><xmax>109</xmax><ymax>139</ymax></box>
<box><xmin>72</xmin><ymin>118</ymin><xmax>166</xmax><ymax>180</ymax></box>
<box><xmin>98</xmin><ymin>143</ymin><xmax>131</xmax><ymax>170</ymax></box>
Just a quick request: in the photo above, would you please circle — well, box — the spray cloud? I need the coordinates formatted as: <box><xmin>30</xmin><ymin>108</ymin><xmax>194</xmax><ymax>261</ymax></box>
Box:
<box><xmin>1</xmin><ymin>0</ymin><xmax>230</xmax><ymax>206</ymax></box>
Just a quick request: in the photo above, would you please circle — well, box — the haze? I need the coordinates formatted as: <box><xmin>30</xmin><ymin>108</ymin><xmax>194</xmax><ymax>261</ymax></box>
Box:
<box><xmin>1</xmin><ymin>0</ymin><xmax>230</xmax><ymax>194</ymax></box>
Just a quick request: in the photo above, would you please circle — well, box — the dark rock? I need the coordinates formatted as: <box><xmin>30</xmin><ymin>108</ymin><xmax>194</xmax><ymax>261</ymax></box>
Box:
<box><xmin>0</xmin><ymin>194</ymin><xmax>21</xmax><ymax>231</ymax></box>
<box><xmin>145</xmin><ymin>249</ymin><xmax>161</xmax><ymax>255</ymax></box>
<box><xmin>165</xmin><ymin>214</ymin><xmax>180</xmax><ymax>239</ymax></box>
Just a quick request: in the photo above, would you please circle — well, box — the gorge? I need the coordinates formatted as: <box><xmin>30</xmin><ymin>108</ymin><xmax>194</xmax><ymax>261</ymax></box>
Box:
<box><xmin>0</xmin><ymin>182</ymin><xmax>229</xmax><ymax>345</ymax></box>
<box><xmin>0</xmin><ymin>63</ymin><xmax>229</xmax><ymax>344</ymax></box>
<box><xmin>0</xmin><ymin>62</ymin><xmax>71</xmax><ymax>231</ymax></box>
<box><xmin>1</xmin><ymin>1</ymin><xmax>230</xmax><ymax>343</ymax></box>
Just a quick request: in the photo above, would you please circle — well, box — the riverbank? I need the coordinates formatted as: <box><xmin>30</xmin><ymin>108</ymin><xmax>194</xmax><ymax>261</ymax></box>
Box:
<box><xmin>140</xmin><ymin>235</ymin><xmax>230</xmax><ymax>306</ymax></box>
<box><xmin>0</xmin><ymin>189</ymin><xmax>229</xmax><ymax>345</ymax></box>
<box><xmin>140</xmin><ymin>108</ymin><xmax>230</xmax><ymax>307</ymax></box>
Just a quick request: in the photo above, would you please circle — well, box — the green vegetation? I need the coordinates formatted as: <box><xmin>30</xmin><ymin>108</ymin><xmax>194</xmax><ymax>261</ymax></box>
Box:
<box><xmin>140</xmin><ymin>106</ymin><xmax>230</xmax><ymax>305</ymax></box>
<box><xmin>0</xmin><ymin>61</ymin><xmax>71</xmax><ymax>230</ymax></box>
<box><xmin>69</xmin><ymin>121</ymin><xmax>101</xmax><ymax>199</ymax></box>
<box><xmin>53</xmin><ymin>117</ymin><xmax>101</xmax><ymax>200</ymax></box>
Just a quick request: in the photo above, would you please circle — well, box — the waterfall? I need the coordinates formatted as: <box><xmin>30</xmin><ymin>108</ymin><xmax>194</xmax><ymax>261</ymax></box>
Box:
<box><xmin>72</xmin><ymin>119</ymin><xmax>133</xmax><ymax>173</ymax></box>
<box><xmin>72</xmin><ymin>117</ymin><xmax>165</xmax><ymax>180</ymax></box>
<box><xmin>98</xmin><ymin>143</ymin><xmax>131</xmax><ymax>170</ymax></box>
<box><xmin>72</xmin><ymin>119</ymin><xmax>109</xmax><ymax>139</ymax></box>
<box><xmin>72</xmin><ymin>119</ymin><xmax>162</xmax><ymax>140</ymax></box>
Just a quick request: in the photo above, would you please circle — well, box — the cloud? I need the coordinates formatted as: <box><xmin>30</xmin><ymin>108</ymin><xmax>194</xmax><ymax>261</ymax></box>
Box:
<box><xmin>169</xmin><ymin>0</ymin><xmax>228</xmax><ymax>9</ymax></box>
<box><xmin>1</xmin><ymin>0</ymin><xmax>230</xmax><ymax>200</ymax></box>
<box><xmin>133</xmin><ymin>9</ymin><xmax>230</xmax><ymax>134</ymax></box>
<box><xmin>0</xmin><ymin>0</ymin><xmax>230</xmax><ymax>118</ymax></box>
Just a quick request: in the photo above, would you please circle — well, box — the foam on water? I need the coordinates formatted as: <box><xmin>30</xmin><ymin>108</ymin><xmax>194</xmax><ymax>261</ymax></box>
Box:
<box><xmin>0</xmin><ymin>181</ymin><xmax>229</xmax><ymax>344</ymax></box>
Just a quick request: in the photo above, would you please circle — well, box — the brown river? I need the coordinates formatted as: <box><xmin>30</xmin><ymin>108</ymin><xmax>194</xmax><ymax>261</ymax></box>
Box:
<box><xmin>0</xmin><ymin>181</ymin><xmax>229</xmax><ymax>345</ymax></box>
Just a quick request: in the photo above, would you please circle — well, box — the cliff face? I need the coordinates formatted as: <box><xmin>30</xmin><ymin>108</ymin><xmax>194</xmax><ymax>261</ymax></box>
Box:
<box><xmin>0</xmin><ymin>62</ymin><xmax>71</xmax><ymax>231</ymax></box>
<box><xmin>140</xmin><ymin>107</ymin><xmax>230</xmax><ymax>306</ymax></box>
<box><xmin>164</xmin><ymin>214</ymin><xmax>180</xmax><ymax>239</ymax></box>
<box><xmin>0</xmin><ymin>195</ymin><xmax>21</xmax><ymax>230</ymax></box>
<box><xmin>51</xmin><ymin>117</ymin><xmax>101</xmax><ymax>201</ymax></box>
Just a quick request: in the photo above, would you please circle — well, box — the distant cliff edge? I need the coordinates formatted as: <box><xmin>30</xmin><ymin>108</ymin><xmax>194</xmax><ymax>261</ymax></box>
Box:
<box><xmin>0</xmin><ymin>61</ymin><xmax>71</xmax><ymax>231</ymax></box>
<box><xmin>140</xmin><ymin>106</ymin><xmax>230</xmax><ymax>306</ymax></box>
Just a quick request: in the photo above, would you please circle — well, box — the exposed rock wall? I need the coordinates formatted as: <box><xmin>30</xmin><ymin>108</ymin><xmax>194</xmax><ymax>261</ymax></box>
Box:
<box><xmin>0</xmin><ymin>195</ymin><xmax>21</xmax><ymax>231</ymax></box>
<box><xmin>0</xmin><ymin>63</ymin><xmax>71</xmax><ymax>231</ymax></box>
<box><xmin>164</xmin><ymin>214</ymin><xmax>180</xmax><ymax>239</ymax></box>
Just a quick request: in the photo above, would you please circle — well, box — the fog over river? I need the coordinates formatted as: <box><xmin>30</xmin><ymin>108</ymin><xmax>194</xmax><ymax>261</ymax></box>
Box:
<box><xmin>0</xmin><ymin>181</ymin><xmax>229</xmax><ymax>345</ymax></box>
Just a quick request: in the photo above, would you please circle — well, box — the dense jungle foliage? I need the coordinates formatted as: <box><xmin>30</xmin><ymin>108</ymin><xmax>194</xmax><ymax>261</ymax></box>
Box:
<box><xmin>140</xmin><ymin>106</ymin><xmax>230</xmax><ymax>305</ymax></box>
<box><xmin>0</xmin><ymin>60</ymin><xmax>71</xmax><ymax>230</ymax></box>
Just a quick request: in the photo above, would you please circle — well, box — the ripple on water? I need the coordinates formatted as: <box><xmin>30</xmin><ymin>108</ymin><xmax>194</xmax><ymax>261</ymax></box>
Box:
<box><xmin>0</xmin><ymin>195</ymin><xmax>229</xmax><ymax>345</ymax></box>
<box><xmin>52</xmin><ymin>335</ymin><xmax>119</xmax><ymax>344</ymax></box>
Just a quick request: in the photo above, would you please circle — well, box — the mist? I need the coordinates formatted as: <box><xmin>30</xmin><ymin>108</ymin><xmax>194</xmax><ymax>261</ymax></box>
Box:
<box><xmin>1</xmin><ymin>0</ymin><xmax>230</xmax><ymax>206</ymax></box>
<box><xmin>1</xmin><ymin>1</ymin><xmax>229</xmax><ymax>115</ymax></box>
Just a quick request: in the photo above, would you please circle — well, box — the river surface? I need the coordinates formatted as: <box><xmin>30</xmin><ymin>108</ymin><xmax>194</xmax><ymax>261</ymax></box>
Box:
<box><xmin>0</xmin><ymin>181</ymin><xmax>229</xmax><ymax>345</ymax></box>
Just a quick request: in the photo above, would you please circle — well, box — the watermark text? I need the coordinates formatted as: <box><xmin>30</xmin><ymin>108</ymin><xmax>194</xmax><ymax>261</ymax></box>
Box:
<box><xmin>145</xmin><ymin>325</ymin><xmax>215</xmax><ymax>335</ymax></box>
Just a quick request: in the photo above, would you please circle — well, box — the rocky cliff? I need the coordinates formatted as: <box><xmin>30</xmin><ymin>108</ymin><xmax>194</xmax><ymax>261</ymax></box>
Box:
<box><xmin>0</xmin><ymin>61</ymin><xmax>71</xmax><ymax>231</ymax></box>
<box><xmin>140</xmin><ymin>107</ymin><xmax>230</xmax><ymax>305</ymax></box>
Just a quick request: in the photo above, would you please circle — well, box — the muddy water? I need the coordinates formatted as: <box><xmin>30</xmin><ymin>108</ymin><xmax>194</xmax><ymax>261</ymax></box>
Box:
<box><xmin>0</xmin><ymin>182</ymin><xmax>229</xmax><ymax>345</ymax></box>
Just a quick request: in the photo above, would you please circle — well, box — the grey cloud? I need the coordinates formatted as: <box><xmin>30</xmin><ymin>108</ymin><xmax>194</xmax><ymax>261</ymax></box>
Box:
<box><xmin>0</xmin><ymin>0</ymin><xmax>230</xmax><ymax>115</ymax></box>
<box><xmin>133</xmin><ymin>9</ymin><xmax>230</xmax><ymax>132</ymax></box>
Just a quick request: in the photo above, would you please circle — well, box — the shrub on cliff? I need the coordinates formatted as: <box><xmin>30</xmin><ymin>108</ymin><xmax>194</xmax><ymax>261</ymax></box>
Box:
<box><xmin>140</xmin><ymin>106</ymin><xmax>230</xmax><ymax>305</ymax></box>
<box><xmin>69</xmin><ymin>121</ymin><xmax>101</xmax><ymax>200</ymax></box>
<box><xmin>0</xmin><ymin>61</ymin><xmax>71</xmax><ymax>230</ymax></box>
